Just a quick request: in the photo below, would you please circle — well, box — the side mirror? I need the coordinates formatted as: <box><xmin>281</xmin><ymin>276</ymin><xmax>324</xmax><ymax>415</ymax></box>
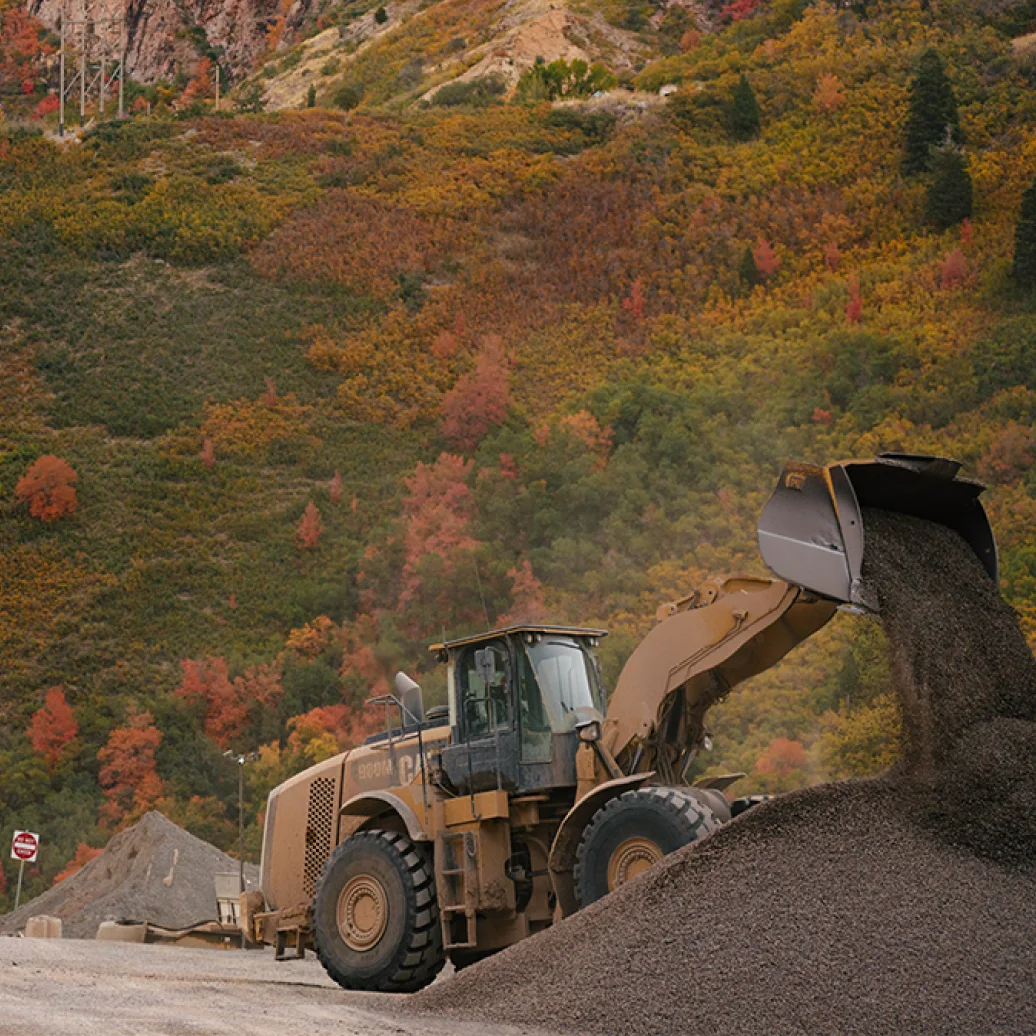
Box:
<box><xmin>394</xmin><ymin>671</ymin><xmax>425</xmax><ymax>729</ymax></box>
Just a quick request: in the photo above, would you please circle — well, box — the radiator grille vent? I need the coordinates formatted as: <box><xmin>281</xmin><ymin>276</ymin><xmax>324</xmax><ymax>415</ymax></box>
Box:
<box><xmin>303</xmin><ymin>777</ymin><xmax>336</xmax><ymax>898</ymax></box>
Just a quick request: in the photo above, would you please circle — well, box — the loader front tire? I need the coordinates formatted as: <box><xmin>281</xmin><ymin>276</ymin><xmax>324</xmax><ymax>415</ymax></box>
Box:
<box><xmin>574</xmin><ymin>787</ymin><xmax>720</xmax><ymax>907</ymax></box>
<box><xmin>312</xmin><ymin>829</ymin><xmax>445</xmax><ymax>993</ymax></box>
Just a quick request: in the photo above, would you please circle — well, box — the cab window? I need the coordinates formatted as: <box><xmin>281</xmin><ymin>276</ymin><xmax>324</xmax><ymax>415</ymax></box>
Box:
<box><xmin>517</xmin><ymin>647</ymin><xmax>552</xmax><ymax>762</ymax></box>
<box><xmin>458</xmin><ymin>640</ymin><xmax>511</xmax><ymax>741</ymax></box>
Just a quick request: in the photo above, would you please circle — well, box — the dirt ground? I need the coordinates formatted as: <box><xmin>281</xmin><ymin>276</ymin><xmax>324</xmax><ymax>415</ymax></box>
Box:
<box><xmin>0</xmin><ymin>937</ymin><xmax>557</xmax><ymax>1036</ymax></box>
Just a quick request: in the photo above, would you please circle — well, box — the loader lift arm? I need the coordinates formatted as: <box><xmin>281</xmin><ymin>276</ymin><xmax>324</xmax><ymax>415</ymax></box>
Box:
<box><xmin>600</xmin><ymin>576</ymin><xmax>837</xmax><ymax>782</ymax></box>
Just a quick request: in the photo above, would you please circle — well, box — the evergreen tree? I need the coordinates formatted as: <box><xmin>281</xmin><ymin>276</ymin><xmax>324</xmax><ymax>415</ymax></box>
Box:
<box><xmin>306</xmin><ymin>84</ymin><xmax>316</xmax><ymax>108</ymax></box>
<box><xmin>729</xmin><ymin>74</ymin><xmax>761</xmax><ymax>141</ymax></box>
<box><xmin>374</xmin><ymin>6</ymin><xmax>388</xmax><ymax>23</ymax></box>
<box><xmin>924</xmin><ymin>145</ymin><xmax>972</xmax><ymax>231</ymax></box>
<box><xmin>1012</xmin><ymin>176</ymin><xmax>1036</xmax><ymax>289</ymax></box>
<box><xmin>739</xmin><ymin>245</ymin><xmax>760</xmax><ymax>290</ymax></box>
<box><xmin>902</xmin><ymin>49</ymin><xmax>960</xmax><ymax>175</ymax></box>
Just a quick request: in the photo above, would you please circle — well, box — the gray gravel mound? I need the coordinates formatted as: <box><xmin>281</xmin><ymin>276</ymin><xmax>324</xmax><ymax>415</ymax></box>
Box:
<box><xmin>408</xmin><ymin>509</ymin><xmax>1036</xmax><ymax>1034</ymax></box>
<box><xmin>410</xmin><ymin>780</ymin><xmax>1036</xmax><ymax>1035</ymax></box>
<box><xmin>0</xmin><ymin>812</ymin><xmax>258</xmax><ymax>939</ymax></box>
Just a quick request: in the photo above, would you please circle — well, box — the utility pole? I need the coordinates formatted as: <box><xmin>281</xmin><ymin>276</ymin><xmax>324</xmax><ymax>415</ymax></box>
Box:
<box><xmin>98</xmin><ymin>4</ymin><xmax>105</xmax><ymax>119</ymax></box>
<box><xmin>79</xmin><ymin>15</ymin><xmax>86</xmax><ymax>126</ymax></box>
<box><xmin>58</xmin><ymin>5</ymin><xmax>66</xmax><ymax>137</ymax></box>
<box><xmin>237</xmin><ymin>755</ymin><xmax>244</xmax><ymax>892</ymax></box>
<box><xmin>118</xmin><ymin>1</ymin><xmax>126</xmax><ymax>118</ymax></box>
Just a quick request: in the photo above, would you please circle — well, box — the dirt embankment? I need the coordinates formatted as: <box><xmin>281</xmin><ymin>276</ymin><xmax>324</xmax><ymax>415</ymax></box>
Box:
<box><xmin>407</xmin><ymin>511</ymin><xmax>1036</xmax><ymax>1035</ymax></box>
<box><xmin>0</xmin><ymin>811</ymin><xmax>258</xmax><ymax>939</ymax></box>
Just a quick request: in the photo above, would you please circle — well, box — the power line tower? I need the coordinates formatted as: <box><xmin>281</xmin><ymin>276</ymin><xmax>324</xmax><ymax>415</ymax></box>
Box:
<box><xmin>57</xmin><ymin>0</ymin><xmax>127</xmax><ymax>137</ymax></box>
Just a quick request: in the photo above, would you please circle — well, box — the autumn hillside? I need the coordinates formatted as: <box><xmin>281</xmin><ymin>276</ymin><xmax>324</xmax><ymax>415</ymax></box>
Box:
<box><xmin>2</xmin><ymin>0</ymin><xmax>1036</xmax><ymax>906</ymax></box>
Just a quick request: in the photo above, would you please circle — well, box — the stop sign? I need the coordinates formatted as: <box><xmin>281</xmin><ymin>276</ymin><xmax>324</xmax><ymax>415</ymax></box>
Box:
<box><xmin>11</xmin><ymin>830</ymin><xmax>39</xmax><ymax>863</ymax></box>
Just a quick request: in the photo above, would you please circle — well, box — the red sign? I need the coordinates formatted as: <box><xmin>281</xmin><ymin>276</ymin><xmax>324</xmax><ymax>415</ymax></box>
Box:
<box><xmin>11</xmin><ymin>830</ymin><xmax>39</xmax><ymax>863</ymax></box>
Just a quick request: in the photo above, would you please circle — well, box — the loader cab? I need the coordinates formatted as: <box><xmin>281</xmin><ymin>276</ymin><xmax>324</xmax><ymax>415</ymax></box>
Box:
<box><xmin>433</xmin><ymin>625</ymin><xmax>607</xmax><ymax>796</ymax></box>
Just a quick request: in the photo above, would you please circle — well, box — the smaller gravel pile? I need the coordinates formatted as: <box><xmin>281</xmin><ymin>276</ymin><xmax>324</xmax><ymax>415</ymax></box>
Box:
<box><xmin>0</xmin><ymin>812</ymin><xmax>258</xmax><ymax>939</ymax></box>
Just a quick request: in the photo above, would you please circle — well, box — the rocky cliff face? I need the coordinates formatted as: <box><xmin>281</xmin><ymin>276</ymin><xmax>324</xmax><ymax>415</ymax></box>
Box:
<box><xmin>27</xmin><ymin>0</ymin><xmax>314</xmax><ymax>83</ymax></box>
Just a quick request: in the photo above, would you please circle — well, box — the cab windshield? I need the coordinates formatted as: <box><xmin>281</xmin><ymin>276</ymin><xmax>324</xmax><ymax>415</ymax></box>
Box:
<box><xmin>523</xmin><ymin>636</ymin><xmax>604</xmax><ymax>732</ymax></box>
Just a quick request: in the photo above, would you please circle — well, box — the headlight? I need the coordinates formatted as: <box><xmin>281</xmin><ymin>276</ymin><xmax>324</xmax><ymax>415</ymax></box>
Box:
<box><xmin>577</xmin><ymin>720</ymin><xmax>601</xmax><ymax>742</ymax></box>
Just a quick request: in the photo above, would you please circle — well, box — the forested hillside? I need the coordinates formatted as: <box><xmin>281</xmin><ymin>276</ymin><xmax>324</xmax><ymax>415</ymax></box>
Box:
<box><xmin>2</xmin><ymin>0</ymin><xmax>1036</xmax><ymax>908</ymax></box>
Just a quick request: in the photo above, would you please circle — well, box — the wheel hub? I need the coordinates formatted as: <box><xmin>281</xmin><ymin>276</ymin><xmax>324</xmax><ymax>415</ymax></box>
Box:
<box><xmin>607</xmin><ymin>836</ymin><xmax>664</xmax><ymax>891</ymax></box>
<box><xmin>337</xmin><ymin>874</ymin><xmax>389</xmax><ymax>951</ymax></box>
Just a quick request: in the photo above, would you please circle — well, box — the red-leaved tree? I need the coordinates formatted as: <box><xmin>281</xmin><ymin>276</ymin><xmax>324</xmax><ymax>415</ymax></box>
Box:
<box><xmin>296</xmin><ymin>502</ymin><xmax>324</xmax><ymax>549</ymax></box>
<box><xmin>440</xmin><ymin>338</ymin><xmax>511</xmax><ymax>451</ymax></box>
<box><xmin>15</xmin><ymin>456</ymin><xmax>78</xmax><ymax>522</ymax></box>
<box><xmin>53</xmin><ymin>843</ymin><xmax>104</xmax><ymax>884</ymax></box>
<box><xmin>753</xmin><ymin>238</ymin><xmax>779</xmax><ymax>278</ymax></box>
<box><xmin>28</xmin><ymin>686</ymin><xmax>78</xmax><ymax>771</ymax></box>
<box><xmin>939</xmin><ymin>248</ymin><xmax>967</xmax><ymax>290</ymax></box>
<box><xmin>755</xmin><ymin>737</ymin><xmax>808</xmax><ymax>776</ymax></box>
<box><xmin>845</xmin><ymin>276</ymin><xmax>863</xmax><ymax>325</ymax></box>
<box><xmin>97</xmin><ymin>709</ymin><xmax>164</xmax><ymax>826</ymax></box>
<box><xmin>175</xmin><ymin>658</ymin><xmax>283</xmax><ymax>749</ymax></box>
<box><xmin>199</xmin><ymin>438</ymin><xmax>215</xmax><ymax>469</ymax></box>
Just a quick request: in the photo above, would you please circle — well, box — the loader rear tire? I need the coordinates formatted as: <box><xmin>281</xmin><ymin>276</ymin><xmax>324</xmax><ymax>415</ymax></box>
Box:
<box><xmin>312</xmin><ymin>829</ymin><xmax>445</xmax><ymax>993</ymax></box>
<box><xmin>574</xmin><ymin>786</ymin><xmax>720</xmax><ymax>907</ymax></box>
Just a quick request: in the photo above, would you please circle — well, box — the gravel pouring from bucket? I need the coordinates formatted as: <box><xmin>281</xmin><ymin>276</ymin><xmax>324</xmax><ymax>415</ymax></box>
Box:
<box><xmin>757</xmin><ymin>453</ymin><xmax>998</xmax><ymax>610</ymax></box>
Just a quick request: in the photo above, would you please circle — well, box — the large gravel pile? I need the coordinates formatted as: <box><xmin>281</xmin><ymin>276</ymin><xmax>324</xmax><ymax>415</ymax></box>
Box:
<box><xmin>0</xmin><ymin>812</ymin><xmax>258</xmax><ymax>939</ymax></box>
<box><xmin>409</xmin><ymin>510</ymin><xmax>1036</xmax><ymax>1035</ymax></box>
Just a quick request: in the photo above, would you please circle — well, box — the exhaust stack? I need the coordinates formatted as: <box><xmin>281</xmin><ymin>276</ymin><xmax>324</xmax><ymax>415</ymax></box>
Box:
<box><xmin>757</xmin><ymin>453</ymin><xmax>998</xmax><ymax>609</ymax></box>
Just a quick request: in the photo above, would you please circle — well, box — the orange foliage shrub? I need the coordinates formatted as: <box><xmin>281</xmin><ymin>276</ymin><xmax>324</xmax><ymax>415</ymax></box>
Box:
<box><xmin>252</xmin><ymin>191</ymin><xmax>453</xmax><ymax>298</ymax></box>
<box><xmin>97</xmin><ymin>709</ymin><xmax>164</xmax><ymax>826</ymax></box>
<box><xmin>28</xmin><ymin>686</ymin><xmax>78</xmax><ymax>770</ymax></box>
<box><xmin>201</xmin><ymin>396</ymin><xmax>316</xmax><ymax>457</ymax></box>
<box><xmin>755</xmin><ymin>737</ymin><xmax>808</xmax><ymax>776</ymax></box>
<box><xmin>978</xmin><ymin>423</ymin><xmax>1034</xmax><ymax>486</ymax></box>
<box><xmin>329</xmin><ymin>470</ymin><xmax>343</xmax><ymax>503</ymax></box>
<box><xmin>288</xmin><ymin>704</ymin><xmax>380</xmax><ymax>754</ymax></box>
<box><xmin>939</xmin><ymin>248</ymin><xmax>967</xmax><ymax>290</ymax></box>
<box><xmin>53</xmin><ymin>842</ymin><xmax>103</xmax><ymax>884</ymax></box>
<box><xmin>823</xmin><ymin>241</ymin><xmax>840</xmax><ymax>272</ymax></box>
<box><xmin>845</xmin><ymin>277</ymin><xmax>863</xmax><ymax>325</ymax></box>
<box><xmin>179</xmin><ymin>57</ymin><xmax>213</xmax><ymax>107</ymax></box>
<box><xmin>622</xmin><ymin>278</ymin><xmax>646</xmax><ymax>321</ymax></box>
<box><xmin>812</xmin><ymin>74</ymin><xmax>845</xmax><ymax>113</ymax></box>
<box><xmin>399</xmin><ymin>453</ymin><xmax>478</xmax><ymax>606</ymax></box>
<box><xmin>286</xmin><ymin>615</ymin><xmax>336</xmax><ymax>659</ymax></box>
<box><xmin>199</xmin><ymin>438</ymin><xmax>215</xmax><ymax>468</ymax></box>
<box><xmin>441</xmin><ymin>338</ymin><xmax>511</xmax><ymax>451</ymax></box>
<box><xmin>499</xmin><ymin>560</ymin><xmax>548</xmax><ymax>624</ymax></box>
<box><xmin>753</xmin><ymin>238</ymin><xmax>779</xmax><ymax>278</ymax></box>
<box><xmin>305</xmin><ymin>313</ymin><xmax>455</xmax><ymax>429</ymax></box>
<box><xmin>680</xmin><ymin>29</ymin><xmax>701</xmax><ymax>52</ymax></box>
<box><xmin>15</xmin><ymin>456</ymin><xmax>77</xmax><ymax>522</ymax></box>
<box><xmin>296</xmin><ymin>502</ymin><xmax>324</xmax><ymax>550</ymax></box>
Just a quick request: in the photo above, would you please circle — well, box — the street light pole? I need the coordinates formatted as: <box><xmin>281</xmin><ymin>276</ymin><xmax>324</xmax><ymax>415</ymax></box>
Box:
<box><xmin>224</xmin><ymin>750</ymin><xmax>258</xmax><ymax>894</ymax></box>
<box><xmin>237</xmin><ymin>755</ymin><xmax>244</xmax><ymax>893</ymax></box>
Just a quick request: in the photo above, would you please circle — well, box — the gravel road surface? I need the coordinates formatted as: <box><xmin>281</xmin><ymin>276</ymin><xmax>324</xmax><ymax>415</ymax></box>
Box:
<box><xmin>0</xmin><ymin>938</ymin><xmax>556</xmax><ymax>1036</ymax></box>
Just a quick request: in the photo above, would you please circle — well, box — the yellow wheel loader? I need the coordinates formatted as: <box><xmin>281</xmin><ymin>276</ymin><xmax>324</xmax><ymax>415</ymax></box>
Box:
<box><xmin>243</xmin><ymin>453</ymin><xmax>997</xmax><ymax>990</ymax></box>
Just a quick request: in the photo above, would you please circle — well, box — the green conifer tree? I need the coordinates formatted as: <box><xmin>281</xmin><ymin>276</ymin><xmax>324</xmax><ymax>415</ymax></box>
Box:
<box><xmin>1013</xmin><ymin>177</ymin><xmax>1036</xmax><ymax>289</ymax></box>
<box><xmin>306</xmin><ymin>84</ymin><xmax>316</xmax><ymax>108</ymax></box>
<box><xmin>924</xmin><ymin>145</ymin><xmax>973</xmax><ymax>231</ymax></box>
<box><xmin>739</xmin><ymin>246</ymin><xmax>760</xmax><ymax>290</ymax></box>
<box><xmin>730</xmin><ymin>74</ymin><xmax>761</xmax><ymax>141</ymax></box>
<box><xmin>902</xmin><ymin>49</ymin><xmax>960</xmax><ymax>175</ymax></box>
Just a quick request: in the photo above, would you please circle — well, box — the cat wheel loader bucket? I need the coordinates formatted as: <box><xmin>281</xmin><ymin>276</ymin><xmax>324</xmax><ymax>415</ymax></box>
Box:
<box><xmin>758</xmin><ymin>453</ymin><xmax>997</xmax><ymax>609</ymax></box>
